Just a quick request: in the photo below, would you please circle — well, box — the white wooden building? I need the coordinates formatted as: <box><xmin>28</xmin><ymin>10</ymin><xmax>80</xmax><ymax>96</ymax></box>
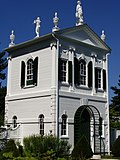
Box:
<box><xmin>5</xmin><ymin>1</ymin><xmax>111</xmax><ymax>155</ymax></box>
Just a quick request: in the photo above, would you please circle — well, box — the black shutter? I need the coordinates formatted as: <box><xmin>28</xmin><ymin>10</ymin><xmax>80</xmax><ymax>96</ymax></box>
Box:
<box><xmin>21</xmin><ymin>61</ymin><xmax>25</xmax><ymax>88</ymax></box>
<box><xmin>58</xmin><ymin>58</ymin><xmax>62</xmax><ymax>82</ymax></box>
<box><xmin>103</xmin><ymin>69</ymin><xmax>106</xmax><ymax>91</ymax></box>
<box><xmin>33</xmin><ymin>57</ymin><xmax>38</xmax><ymax>86</ymax></box>
<box><xmin>95</xmin><ymin>68</ymin><xmax>98</xmax><ymax>89</ymax></box>
<box><xmin>74</xmin><ymin>57</ymin><xmax>79</xmax><ymax>85</ymax></box>
<box><xmin>88</xmin><ymin>61</ymin><xmax>93</xmax><ymax>88</ymax></box>
<box><xmin>68</xmin><ymin>61</ymin><xmax>72</xmax><ymax>85</ymax></box>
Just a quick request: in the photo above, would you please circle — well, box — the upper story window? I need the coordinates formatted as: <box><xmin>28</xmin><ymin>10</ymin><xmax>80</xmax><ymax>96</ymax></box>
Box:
<box><xmin>39</xmin><ymin>114</ymin><xmax>44</xmax><ymax>135</ymax></box>
<box><xmin>95</xmin><ymin>68</ymin><xmax>102</xmax><ymax>89</ymax></box>
<box><xmin>79</xmin><ymin>59</ymin><xmax>86</xmax><ymax>85</ymax></box>
<box><xmin>13</xmin><ymin>115</ymin><xmax>17</xmax><ymax>128</ymax></box>
<box><xmin>59</xmin><ymin>58</ymin><xmax>72</xmax><ymax>85</ymax></box>
<box><xmin>26</xmin><ymin>59</ymin><xmax>34</xmax><ymax>85</ymax></box>
<box><xmin>61</xmin><ymin>114</ymin><xmax>67</xmax><ymax>136</ymax></box>
<box><xmin>21</xmin><ymin>57</ymin><xmax>38</xmax><ymax>88</ymax></box>
<box><xmin>61</xmin><ymin>60</ymin><xmax>67</xmax><ymax>82</ymax></box>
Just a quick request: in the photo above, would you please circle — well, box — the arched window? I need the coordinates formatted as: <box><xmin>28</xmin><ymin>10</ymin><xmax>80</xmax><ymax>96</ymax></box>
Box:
<box><xmin>13</xmin><ymin>116</ymin><xmax>17</xmax><ymax>128</ymax></box>
<box><xmin>21</xmin><ymin>57</ymin><xmax>38</xmax><ymax>87</ymax></box>
<box><xmin>39</xmin><ymin>114</ymin><xmax>44</xmax><ymax>135</ymax></box>
<box><xmin>26</xmin><ymin>59</ymin><xmax>34</xmax><ymax>85</ymax></box>
<box><xmin>61</xmin><ymin>114</ymin><xmax>67</xmax><ymax>136</ymax></box>
<box><xmin>79</xmin><ymin>59</ymin><xmax>86</xmax><ymax>85</ymax></box>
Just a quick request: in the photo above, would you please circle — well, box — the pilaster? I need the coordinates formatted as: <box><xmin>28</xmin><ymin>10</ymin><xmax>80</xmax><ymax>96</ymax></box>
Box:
<box><xmin>69</xmin><ymin>47</ymin><xmax>75</xmax><ymax>91</ymax></box>
<box><xmin>50</xmin><ymin>42</ymin><xmax>57</xmax><ymax>135</ymax></box>
<box><xmin>91</xmin><ymin>53</ymin><xmax>96</xmax><ymax>95</ymax></box>
<box><xmin>7</xmin><ymin>56</ymin><xmax>12</xmax><ymax>96</ymax></box>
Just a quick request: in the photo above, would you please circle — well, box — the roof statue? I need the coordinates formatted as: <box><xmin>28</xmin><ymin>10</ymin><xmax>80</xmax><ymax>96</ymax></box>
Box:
<box><xmin>76</xmin><ymin>0</ymin><xmax>84</xmax><ymax>26</ymax></box>
<box><xmin>34</xmin><ymin>17</ymin><xmax>41</xmax><ymax>38</ymax></box>
<box><xmin>101</xmin><ymin>30</ymin><xmax>106</xmax><ymax>41</ymax></box>
<box><xmin>52</xmin><ymin>12</ymin><xmax>60</xmax><ymax>32</ymax></box>
<box><xmin>9</xmin><ymin>30</ymin><xmax>15</xmax><ymax>47</ymax></box>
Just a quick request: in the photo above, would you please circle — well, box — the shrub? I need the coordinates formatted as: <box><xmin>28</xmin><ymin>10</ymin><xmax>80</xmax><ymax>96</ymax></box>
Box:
<box><xmin>112</xmin><ymin>135</ymin><xmax>120</xmax><ymax>157</ymax></box>
<box><xmin>23</xmin><ymin>135</ymin><xmax>71</xmax><ymax>159</ymax></box>
<box><xmin>71</xmin><ymin>135</ymin><xmax>93</xmax><ymax>159</ymax></box>
<box><xmin>0</xmin><ymin>139</ymin><xmax>19</xmax><ymax>159</ymax></box>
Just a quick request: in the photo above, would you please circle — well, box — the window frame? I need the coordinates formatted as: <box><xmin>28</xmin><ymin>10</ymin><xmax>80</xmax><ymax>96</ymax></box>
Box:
<box><xmin>79</xmin><ymin>59</ymin><xmax>86</xmax><ymax>86</ymax></box>
<box><xmin>12</xmin><ymin>116</ymin><xmax>17</xmax><ymax>128</ymax></box>
<box><xmin>96</xmin><ymin>68</ymin><xmax>102</xmax><ymax>89</ymax></box>
<box><xmin>61</xmin><ymin>114</ymin><xmax>68</xmax><ymax>137</ymax></box>
<box><xmin>39</xmin><ymin>114</ymin><xmax>44</xmax><ymax>135</ymax></box>
<box><xmin>60</xmin><ymin>59</ymin><xmax>68</xmax><ymax>83</ymax></box>
<box><xmin>26</xmin><ymin>59</ymin><xmax>34</xmax><ymax>86</ymax></box>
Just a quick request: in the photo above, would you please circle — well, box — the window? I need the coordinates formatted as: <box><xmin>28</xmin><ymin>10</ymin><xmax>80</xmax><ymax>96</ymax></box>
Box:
<box><xmin>61</xmin><ymin>114</ymin><xmax>67</xmax><ymax>136</ymax></box>
<box><xmin>39</xmin><ymin>114</ymin><xmax>44</xmax><ymax>135</ymax></box>
<box><xmin>61</xmin><ymin>60</ymin><xmax>67</xmax><ymax>82</ymax></box>
<box><xmin>26</xmin><ymin>59</ymin><xmax>34</xmax><ymax>85</ymax></box>
<box><xmin>79</xmin><ymin>60</ymin><xmax>86</xmax><ymax>85</ymax></box>
<box><xmin>13</xmin><ymin>116</ymin><xmax>17</xmax><ymax>128</ymax></box>
<box><xmin>21</xmin><ymin>57</ymin><xmax>38</xmax><ymax>88</ymax></box>
<box><xmin>99</xmin><ymin>117</ymin><xmax>105</xmax><ymax>137</ymax></box>
<box><xmin>95</xmin><ymin>68</ymin><xmax>101</xmax><ymax>89</ymax></box>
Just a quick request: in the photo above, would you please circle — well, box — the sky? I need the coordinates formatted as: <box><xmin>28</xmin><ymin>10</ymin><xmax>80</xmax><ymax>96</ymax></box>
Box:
<box><xmin>0</xmin><ymin>0</ymin><xmax>119</xmax><ymax>101</ymax></box>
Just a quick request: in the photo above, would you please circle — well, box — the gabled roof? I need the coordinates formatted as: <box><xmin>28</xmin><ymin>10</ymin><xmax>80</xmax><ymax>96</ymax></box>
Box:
<box><xmin>5</xmin><ymin>24</ymin><xmax>111</xmax><ymax>53</ymax></box>
<box><xmin>55</xmin><ymin>24</ymin><xmax>111</xmax><ymax>53</ymax></box>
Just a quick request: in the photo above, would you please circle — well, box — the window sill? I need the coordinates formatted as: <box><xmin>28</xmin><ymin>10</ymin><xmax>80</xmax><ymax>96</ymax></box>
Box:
<box><xmin>60</xmin><ymin>82</ymin><xmax>70</xmax><ymax>86</ymax></box>
<box><xmin>96</xmin><ymin>88</ymin><xmax>104</xmax><ymax>92</ymax></box>
<box><xmin>22</xmin><ymin>84</ymin><xmax>36</xmax><ymax>89</ymax></box>
<box><xmin>60</xmin><ymin>135</ymin><xmax>69</xmax><ymax>139</ymax></box>
<box><xmin>76</xmin><ymin>85</ymin><xmax>91</xmax><ymax>90</ymax></box>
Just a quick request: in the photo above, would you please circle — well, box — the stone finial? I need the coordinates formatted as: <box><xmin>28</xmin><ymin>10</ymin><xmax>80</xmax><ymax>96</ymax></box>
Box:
<box><xmin>34</xmin><ymin>17</ymin><xmax>41</xmax><ymax>38</ymax></box>
<box><xmin>76</xmin><ymin>0</ymin><xmax>84</xmax><ymax>26</ymax></box>
<box><xmin>101</xmin><ymin>30</ymin><xmax>106</xmax><ymax>41</ymax></box>
<box><xmin>52</xmin><ymin>12</ymin><xmax>60</xmax><ymax>32</ymax></box>
<box><xmin>9</xmin><ymin>30</ymin><xmax>15</xmax><ymax>47</ymax></box>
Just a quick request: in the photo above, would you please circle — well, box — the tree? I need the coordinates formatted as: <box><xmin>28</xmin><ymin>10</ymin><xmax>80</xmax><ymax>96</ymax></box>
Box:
<box><xmin>72</xmin><ymin>135</ymin><xmax>93</xmax><ymax>159</ymax></box>
<box><xmin>110</xmin><ymin>76</ymin><xmax>120</xmax><ymax>129</ymax></box>
<box><xmin>112</xmin><ymin>135</ymin><xmax>120</xmax><ymax>157</ymax></box>
<box><xmin>0</xmin><ymin>51</ymin><xmax>7</xmax><ymax>80</ymax></box>
<box><xmin>0</xmin><ymin>86</ymin><xmax>7</xmax><ymax>127</ymax></box>
<box><xmin>0</xmin><ymin>51</ymin><xmax>7</xmax><ymax>127</ymax></box>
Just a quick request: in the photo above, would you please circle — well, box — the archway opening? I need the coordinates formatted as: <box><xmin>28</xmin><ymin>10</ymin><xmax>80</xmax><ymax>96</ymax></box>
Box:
<box><xmin>74</xmin><ymin>107</ymin><xmax>90</xmax><ymax>145</ymax></box>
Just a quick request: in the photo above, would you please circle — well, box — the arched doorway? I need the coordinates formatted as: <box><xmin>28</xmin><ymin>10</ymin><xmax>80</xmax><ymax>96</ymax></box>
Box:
<box><xmin>74</xmin><ymin>105</ymin><xmax>102</xmax><ymax>154</ymax></box>
<box><xmin>74</xmin><ymin>107</ymin><xmax>90</xmax><ymax>145</ymax></box>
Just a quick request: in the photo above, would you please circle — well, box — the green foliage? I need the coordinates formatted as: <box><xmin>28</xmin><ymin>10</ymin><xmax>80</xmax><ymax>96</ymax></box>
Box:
<box><xmin>0</xmin><ymin>86</ymin><xmax>6</xmax><ymax>127</ymax></box>
<box><xmin>112</xmin><ymin>135</ymin><xmax>120</xmax><ymax>157</ymax></box>
<box><xmin>0</xmin><ymin>139</ymin><xmax>19</xmax><ymax>159</ymax></box>
<box><xmin>0</xmin><ymin>51</ymin><xmax>7</xmax><ymax>80</ymax></box>
<box><xmin>23</xmin><ymin>135</ymin><xmax>71</xmax><ymax>159</ymax></box>
<box><xmin>71</xmin><ymin>135</ymin><xmax>93</xmax><ymax>159</ymax></box>
<box><xmin>110</xmin><ymin>76</ymin><xmax>120</xmax><ymax>129</ymax></box>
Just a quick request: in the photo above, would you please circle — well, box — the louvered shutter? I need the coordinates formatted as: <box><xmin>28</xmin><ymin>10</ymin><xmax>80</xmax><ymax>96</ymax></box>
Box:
<box><xmin>74</xmin><ymin>57</ymin><xmax>80</xmax><ymax>85</ymax></box>
<box><xmin>103</xmin><ymin>69</ymin><xmax>106</xmax><ymax>91</ymax></box>
<box><xmin>58</xmin><ymin>58</ymin><xmax>62</xmax><ymax>82</ymax></box>
<box><xmin>33</xmin><ymin>57</ymin><xmax>38</xmax><ymax>86</ymax></box>
<box><xmin>21</xmin><ymin>61</ymin><xmax>25</xmax><ymax>88</ymax></box>
<box><xmin>95</xmin><ymin>68</ymin><xmax>98</xmax><ymax>89</ymax></box>
<box><xmin>88</xmin><ymin>61</ymin><xmax>93</xmax><ymax>88</ymax></box>
<box><xmin>68</xmin><ymin>61</ymin><xmax>72</xmax><ymax>85</ymax></box>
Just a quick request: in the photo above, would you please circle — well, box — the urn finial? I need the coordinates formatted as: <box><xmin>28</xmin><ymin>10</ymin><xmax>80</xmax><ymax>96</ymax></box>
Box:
<box><xmin>52</xmin><ymin>12</ymin><xmax>60</xmax><ymax>32</ymax></box>
<box><xmin>9</xmin><ymin>30</ymin><xmax>15</xmax><ymax>47</ymax></box>
<box><xmin>76</xmin><ymin>0</ymin><xmax>84</xmax><ymax>26</ymax></box>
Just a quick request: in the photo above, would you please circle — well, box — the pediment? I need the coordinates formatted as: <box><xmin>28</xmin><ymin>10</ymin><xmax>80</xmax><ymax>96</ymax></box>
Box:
<box><xmin>57</xmin><ymin>24</ymin><xmax>110</xmax><ymax>52</ymax></box>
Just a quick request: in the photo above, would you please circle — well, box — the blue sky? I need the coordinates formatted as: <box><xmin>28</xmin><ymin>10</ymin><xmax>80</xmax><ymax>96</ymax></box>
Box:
<box><xmin>0</xmin><ymin>0</ymin><xmax>119</xmax><ymax>101</ymax></box>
